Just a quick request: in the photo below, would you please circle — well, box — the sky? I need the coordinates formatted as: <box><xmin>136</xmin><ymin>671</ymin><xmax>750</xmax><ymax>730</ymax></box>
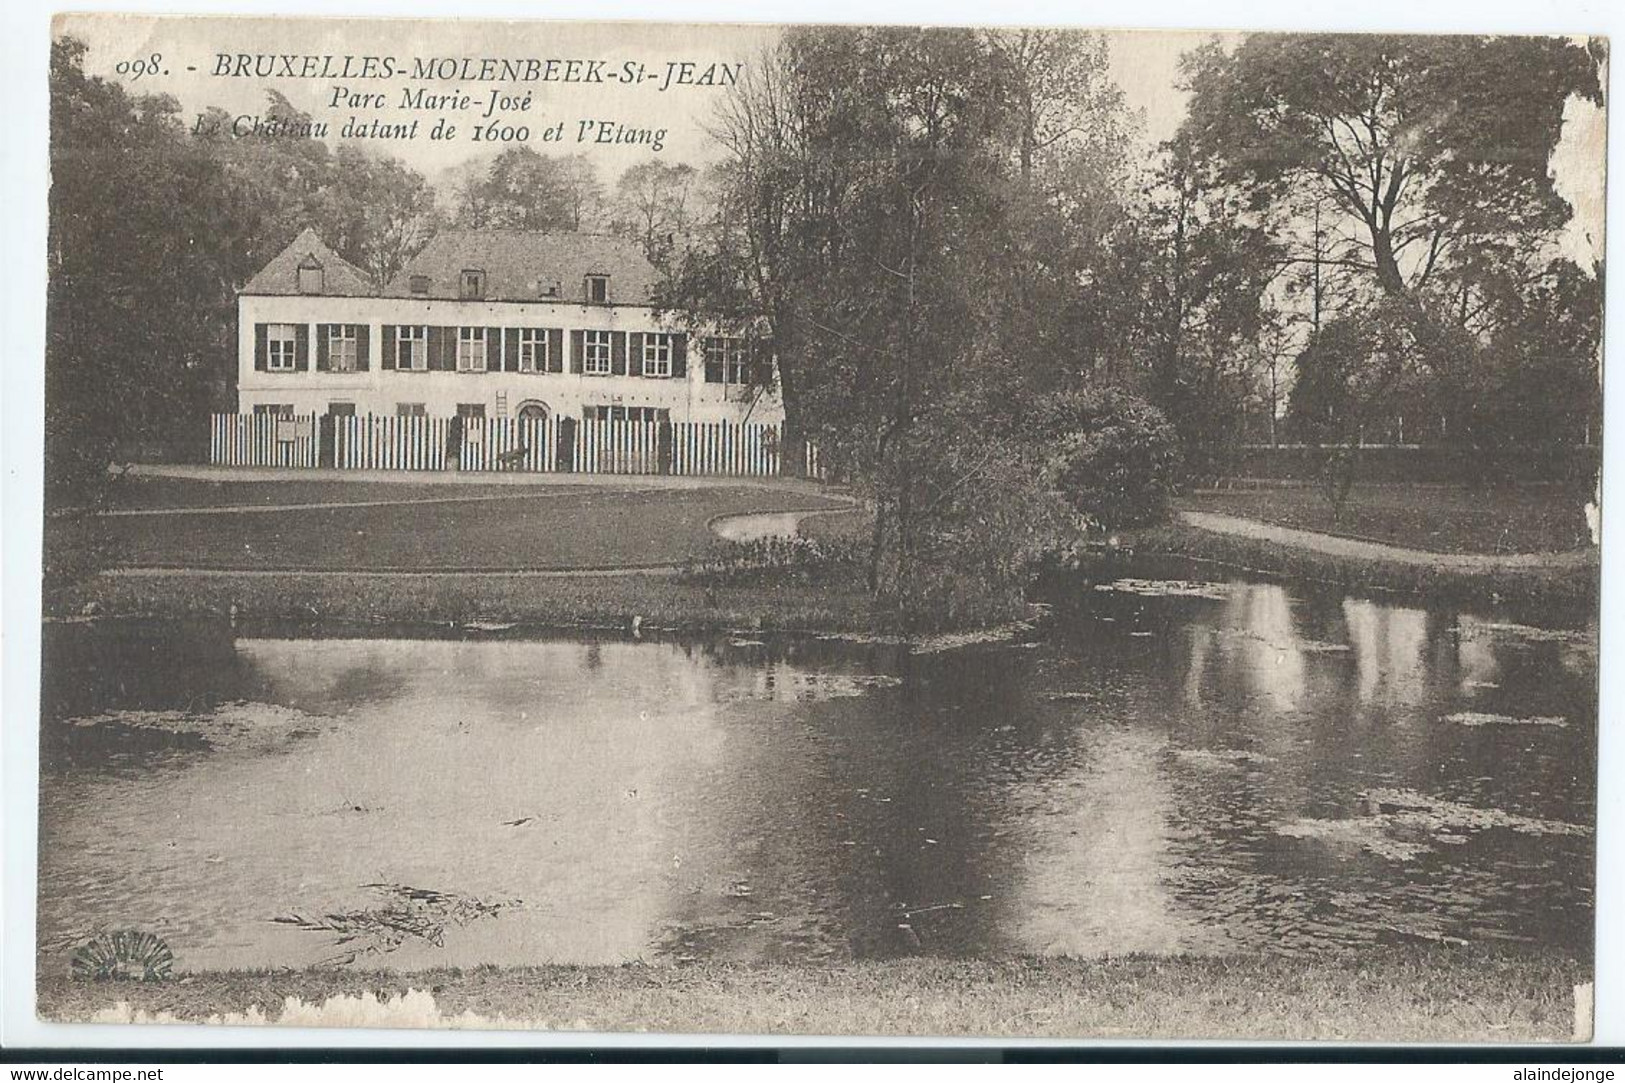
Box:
<box><xmin>54</xmin><ymin>14</ymin><xmax>1605</xmax><ymax>264</ymax></box>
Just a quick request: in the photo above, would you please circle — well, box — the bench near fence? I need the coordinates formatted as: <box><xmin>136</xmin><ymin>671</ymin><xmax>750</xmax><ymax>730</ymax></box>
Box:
<box><xmin>209</xmin><ymin>413</ymin><xmax>825</xmax><ymax>479</ymax></box>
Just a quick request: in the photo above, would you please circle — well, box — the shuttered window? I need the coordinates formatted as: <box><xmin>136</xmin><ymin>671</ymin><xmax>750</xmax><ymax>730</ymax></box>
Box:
<box><xmin>642</xmin><ymin>333</ymin><xmax>674</xmax><ymax>378</ymax></box>
<box><xmin>266</xmin><ymin>325</ymin><xmax>299</xmax><ymax>372</ymax></box>
<box><xmin>518</xmin><ymin>328</ymin><xmax>547</xmax><ymax>373</ymax></box>
<box><xmin>583</xmin><ymin>330</ymin><xmax>613</xmax><ymax>375</ymax></box>
<box><xmin>328</xmin><ymin>325</ymin><xmax>358</xmax><ymax>372</ymax></box>
<box><xmin>394</xmin><ymin>326</ymin><xmax>428</xmax><ymax>371</ymax></box>
<box><xmin>457</xmin><ymin>327</ymin><xmax>488</xmax><ymax>372</ymax></box>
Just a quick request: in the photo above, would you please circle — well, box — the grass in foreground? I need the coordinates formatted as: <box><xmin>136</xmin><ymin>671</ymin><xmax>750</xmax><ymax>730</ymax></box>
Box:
<box><xmin>49</xmin><ymin>484</ymin><xmax>853</xmax><ymax>573</ymax></box>
<box><xmin>36</xmin><ymin>949</ymin><xmax>1588</xmax><ymax>1042</ymax></box>
<box><xmin>1179</xmin><ymin>483</ymin><xmax>1593</xmax><ymax>556</ymax></box>
<box><xmin>52</xmin><ymin>570</ymin><xmax>878</xmax><ymax>634</ymax></box>
<box><xmin>91</xmin><ymin>476</ymin><xmax>567</xmax><ymax>511</ymax></box>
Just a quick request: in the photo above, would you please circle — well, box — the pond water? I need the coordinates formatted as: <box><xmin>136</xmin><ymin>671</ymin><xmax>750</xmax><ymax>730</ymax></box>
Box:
<box><xmin>37</xmin><ymin>574</ymin><xmax>1596</xmax><ymax>974</ymax></box>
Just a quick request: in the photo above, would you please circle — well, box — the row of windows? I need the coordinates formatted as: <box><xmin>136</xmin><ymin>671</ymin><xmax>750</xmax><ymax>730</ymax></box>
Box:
<box><xmin>261</xmin><ymin>324</ymin><xmax>756</xmax><ymax>383</ymax></box>
<box><xmin>394</xmin><ymin>327</ymin><xmax>674</xmax><ymax>376</ymax></box>
<box><xmin>256</xmin><ymin>402</ymin><xmax>674</xmax><ymax>424</ymax></box>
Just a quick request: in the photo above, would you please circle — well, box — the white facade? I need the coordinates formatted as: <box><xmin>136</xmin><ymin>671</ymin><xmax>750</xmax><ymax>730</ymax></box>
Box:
<box><xmin>236</xmin><ymin>293</ymin><xmax>782</xmax><ymax>424</ymax></box>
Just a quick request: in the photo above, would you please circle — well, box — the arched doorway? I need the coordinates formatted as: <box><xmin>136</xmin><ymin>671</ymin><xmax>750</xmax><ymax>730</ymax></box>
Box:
<box><xmin>516</xmin><ymin>400</ymin><xmax>550</xmax><ymax>421</ymax></box>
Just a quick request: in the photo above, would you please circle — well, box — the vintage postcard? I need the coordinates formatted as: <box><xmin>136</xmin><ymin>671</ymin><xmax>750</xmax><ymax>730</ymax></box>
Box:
<box><xmin>32</xmin><ymin>12</ymin><xmax>1604</xmax><ymax>1041</ymax></box>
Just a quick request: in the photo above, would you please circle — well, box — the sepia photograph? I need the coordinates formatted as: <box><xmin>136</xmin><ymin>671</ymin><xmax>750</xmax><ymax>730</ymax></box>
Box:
<box><xmin>22</xmin><ymin>10</ymin><xmax>1608</xmax><ymax>1045</ymax></box>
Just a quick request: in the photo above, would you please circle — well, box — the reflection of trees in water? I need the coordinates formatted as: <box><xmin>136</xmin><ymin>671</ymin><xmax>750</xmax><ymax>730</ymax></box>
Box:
<box><xmin>46</xmin><ymin>610</ymin><xmax>1598</xmax><ymax>966</ymax></box>
<box><xmin>1161</xmin><ymin>588</ymin><xmax>1597</xmax><ymax>955</ymax></box>
<box><xmin>1342</xmin><ymin>598</ymin><xmax>1432</xmax><ymax>709</ymax></box>
<box><xmin>647</xmin><ymin>644</ymin><xmax>1101</xmax><ymax>962</ymax></box>
<box><xmin>44</xmin><ymin>617</ymin><xmax>265</xmax><ymax>720</ymax></box>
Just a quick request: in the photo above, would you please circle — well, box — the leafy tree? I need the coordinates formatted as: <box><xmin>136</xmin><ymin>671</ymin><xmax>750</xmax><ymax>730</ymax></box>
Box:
<box><xmin>981</xmin><ymin>28</ymin><xmax>1131</xmax><ymax>181</ymax></box>
<box><xmin>611</xmin><ymin>160</ymin><xmax>698</xmax><ymax>267</ymax></box>
<box><xmin>1095</xmin><ymin>151</ymin><xmax>1278</xmax><ymax>478</ymax></box>
<box><xmin>451</xmin><ymin>147</ymin><xmax>604</xmax><ymax>231</ymax></box>
<box><xmin>1042</xmin><ymin>388</ymin><xmax>1181</xmax><ymax>531</ymax></box>
<box><xmin>1286</xmin><ymin>301</ymin><xmax>1421</xmax><ymax>517</ymax></box>
<box><xmin>320</xmin><ymin>146</ymin><xmax>439</xmax><ymax>285</ymax></box>
<box><xmin>669</xmin><ymin>27</ymin><xmax>1152</xmax><ymax>626</ymax></box>
<box><xmin>47</xmin><ymin>37</ymin><xmax>440</xmax><ymax>504</ymax></box>
<box><xmin>48</xmin><ymin>37</ymin><xmax>239</xmax><ymax>498</ymax></box>
<box><xmin>1177</xmin><ymin>33</ymin><xmax>1604</xmax><ymax>446</ymax></box>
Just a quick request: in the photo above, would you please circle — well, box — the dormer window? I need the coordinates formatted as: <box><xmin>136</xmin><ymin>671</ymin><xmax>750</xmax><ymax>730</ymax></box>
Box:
<box><xmin>459</xmin><ymin>269</ymin><xmax>486</xmax><ymax>300</ymax></box>
<box><xmin>539</xmin><ymin>282</ymin><xmax>560</xmax><ymax>299</ymax></box>
<box><xmin>409</xmin><ymin>275</ymin><xmax>431</xmax><ymax>295</ymax></box>
<box><xmin>297</xmin><ymin>257</ymin><xmax>324</xmax><ymax>295</ymax></box>
<box><xmin>585</xmin><ymin>274</ymin><xmax>608</xmax><ymax>304</ymax></box>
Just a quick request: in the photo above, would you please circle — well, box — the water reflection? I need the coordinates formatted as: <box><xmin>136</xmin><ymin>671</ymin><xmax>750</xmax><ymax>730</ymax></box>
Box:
<box><xmin>1343</xmin><ymin>598</ymin><xmax>1431</xmax><ymax>708</ymax></box>
<box><xmin>38</xmin><ymin>580</ymin><xmax>1596</xmax><ymax>974</ymax></box>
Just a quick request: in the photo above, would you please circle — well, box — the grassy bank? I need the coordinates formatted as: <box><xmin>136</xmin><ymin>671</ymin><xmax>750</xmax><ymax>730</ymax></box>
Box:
<box><xmin>1179</xmin><ymin>483</ymin><xmax>1593</xmax><ymax>556</ymax></box>
<box><xmin>50</xmin><ymin>570</ymin><xmax>878</xmax><ymax>635</ymax></box>
<box><xmin>1136</xmin><ymin>520</ymin><xmax>1598</xmax><ymax>607</ymax></box>
<box><xmin>36</xmin><ymin>949</ymin><xmax>1588</xmax><ymax>1041</ymax></box>
<box><xmin>52</xmin><ymin>483</ymin><xmax>854</xmax><ymax>573</ymax></box>
<box><xmin>43</xmin><ymin>474</ymin><xmax>878</xmax><ymax>632</ymax></box>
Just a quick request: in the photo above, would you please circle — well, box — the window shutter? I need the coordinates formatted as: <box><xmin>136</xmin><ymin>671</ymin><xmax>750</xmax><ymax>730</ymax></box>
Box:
<box><xmin>356</xmin><ymin>325</ymin><xmax>370</xmax><ymax>371</ymax></box>
<box><xmin>294</xmin><ymin>325</ymin><xmax>310</xmax><ymax>371</ymax></box>
<box><xmin>505</xmin><ymin>329</ymin><xmax>520</xmax><ymax>372</ymax></box>
<box><xmin>254</xmin><ymin>324</ymin><xmax>268</xmax><ymax>371</ymax></box>
<box><xmin>704</xmin><ymin>337</ymin><xmax>722</xmax><ymax>383</ymax></box>
<box><xmin>611</xmin><ymin>332</ymin><xmax>627</xmax><ymax>376</ymax></box>
<box><xmin>754</xmin><ymin>340</ymin><xmax>775</xmax><ymax>386</ymax></box>
<box><xmin>672</xmin><ymin>334</ymin><xmax>687</xmax><ymax>378</ymax></box>
<box><xmin>428</xmin><ymin>327</ymin><xmax>451</xmax><ymax>371</ymax></box>
<box><xmin>316</xmin><ymin>324</ymin><xmax>331</xmax><ymax>371</ymax></box>
<box><xmin>381</xmin><ymin>325</ymin><xmax>396</xmax><ymax>370</ymax></box>
<box><xmin>628</xmin><ymin>333</ymin><xmax>644</xmax><ymax>376</ymax></box>
<box><xmin>570</xmin><ymin>330</ymin><xmax>584</xmax><ymax>374</ymax></box>
<box><xmin>486</xmin><ymin>326</ymin><xmax>501</xmax><ymax>372</ymax></box>
<box><xmin>548</xmin><ymin>329</ymin><xmax>564</xmax><ymax>373</ymax></box>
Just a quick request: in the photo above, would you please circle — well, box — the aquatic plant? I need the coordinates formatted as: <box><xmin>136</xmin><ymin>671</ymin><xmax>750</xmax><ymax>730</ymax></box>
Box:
<box><xmin>70</xmin><ymin>930</ymin><xmax>174</xmax><ymax>982</ymax></box>
<box><xmin>272</xmin><ymin>882</ymin><xmax>516</xmax><ymax>967</ymax></box>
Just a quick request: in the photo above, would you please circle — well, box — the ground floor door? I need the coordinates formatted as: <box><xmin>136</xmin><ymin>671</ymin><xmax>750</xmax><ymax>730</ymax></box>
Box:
<box><xmin>319</xmin><ymin>403</ymin><xmax>354</xmax><ymax>468</ymax></box>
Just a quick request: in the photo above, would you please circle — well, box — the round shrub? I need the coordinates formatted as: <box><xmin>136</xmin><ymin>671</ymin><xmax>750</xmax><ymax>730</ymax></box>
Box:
<box><xmin>1045</xmin><ymin>388</ymin><xmax>1181</xmax><ymax>532</ymax></box>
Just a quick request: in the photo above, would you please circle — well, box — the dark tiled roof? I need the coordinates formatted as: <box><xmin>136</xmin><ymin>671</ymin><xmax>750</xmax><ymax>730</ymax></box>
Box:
<box><xmin>382</xmin><ymin>230</ymin><xmax>660</xmax><ymax>305</ymax></box>
<box><xmin>241</xmin><ymin>227</ymin><xmax>376</xmax><ymax>296</ymax></box>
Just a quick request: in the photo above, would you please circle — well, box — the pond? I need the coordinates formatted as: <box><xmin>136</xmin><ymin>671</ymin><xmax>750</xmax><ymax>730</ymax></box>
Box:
<box><xmin>37</xmin><ymin>574</ymin><xmax>1596</xmax><ymax>974</ymax></box>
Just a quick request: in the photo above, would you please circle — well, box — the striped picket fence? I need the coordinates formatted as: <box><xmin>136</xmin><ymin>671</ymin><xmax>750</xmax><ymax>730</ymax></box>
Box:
<box><xmin>670</xmin><ymin>420</ymin><xmax>780</xmax><ymax>477</ymax></box>
<box><xmin>209</xmin><ymin>413</ymin><xmax>320</xmax><ymax>468</ymax></box>
<box><xmin>209</xmin><ymin>413</ymin><xmax>820</xmax><ymax>479</ymax></box>
<box><xmin>803</xmin><ymin>441</ymin><xmax>825</xmax><ymax>481</ymax></box>
<box><xmin>458</xmin><ymin>417</ymin><xmax>557</xmax><ymax>472</ymax></box>
<box><xmin>333</xmin><ymin>414</ymin><xmax>453</xmax><ymax>471</ymax></box>
<box><xmin>575</xmin><ymin>418</ymin><xmax>665</xmax><ymax>474</ymax></box>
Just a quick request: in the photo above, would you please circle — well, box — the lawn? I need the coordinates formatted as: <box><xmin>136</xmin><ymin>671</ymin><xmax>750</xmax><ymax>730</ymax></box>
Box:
<box><xmin>55</xmin><ymin>570</ymin><xmax>878</xmax><ymax>633</ymax></box>
<box><xmin>52</xmin><ymin>481</ymin><xmax>854</xmax><ymax>572</ymax></box>
<box><xmin>1178</xmin><ymin>483</ymin><xmax>1594</xmax><ymax>555</ymax></box>
<box><xmin>36</xmin><ymin>949</ymin><xmax>1587</xmax><ymax>1042</ymax></box>
<box><xmin>94</xmin><ymin>476</ymin><xmax>547</xmax><ymax>511</ymax></box>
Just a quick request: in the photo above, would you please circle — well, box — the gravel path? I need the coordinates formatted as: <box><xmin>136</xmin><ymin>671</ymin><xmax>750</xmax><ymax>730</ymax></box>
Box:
<box><xmin>1178</xmin><ymin>511</ymin><xmax>1597</xmax><ymax>571</ymax></box>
